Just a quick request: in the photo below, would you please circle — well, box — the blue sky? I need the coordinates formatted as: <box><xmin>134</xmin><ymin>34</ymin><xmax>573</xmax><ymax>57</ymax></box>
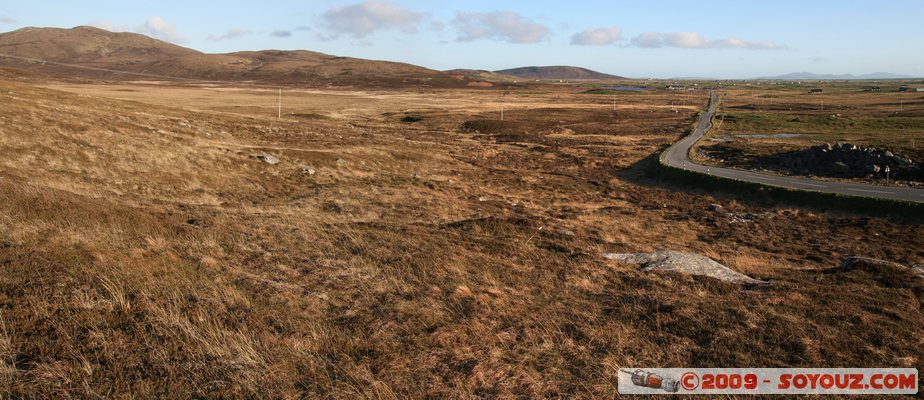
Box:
<box><xmin>1</xmin><ymin>1</ymin><xmax>922</xmax><ymax>78</ymax></box>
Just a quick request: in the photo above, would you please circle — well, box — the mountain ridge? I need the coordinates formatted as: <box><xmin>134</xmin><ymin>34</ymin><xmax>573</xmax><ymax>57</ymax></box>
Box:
<box><xmin>0</xmin><ymin>26</ymin><xmax>480</xmax><ymax>87</ymax></box>
<box><xmin>757</xmin><ymin>71</ymin><xmax>915</xmax><ymax>80</ymax></box>
<box><xmin>495</xmin><ymin>66</ymin><xmax>622</xmax><ymax>81</ymax></box>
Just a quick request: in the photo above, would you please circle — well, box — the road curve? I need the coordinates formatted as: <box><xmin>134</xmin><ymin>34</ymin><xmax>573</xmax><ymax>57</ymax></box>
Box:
<box><xmin>660</xmin><ymin>91</ymin><xmax>924</xmax><ymax>203</ymax></box>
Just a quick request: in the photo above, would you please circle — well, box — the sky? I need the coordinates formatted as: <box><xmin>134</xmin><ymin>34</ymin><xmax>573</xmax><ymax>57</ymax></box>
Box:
<box><xmin>1</xmin><ymin>1</ymin><xmax>922</xmax><ymax>79</ymax></box>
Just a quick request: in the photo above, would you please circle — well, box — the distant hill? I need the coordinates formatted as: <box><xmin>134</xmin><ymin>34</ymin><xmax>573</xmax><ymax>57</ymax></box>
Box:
<box><xmin>0</xmin><ymin>26</ymin><xmax>479</xmax><ymax>87</ymax></box>
<box><xmin>444</xmin><ymin>69</ymin><xmax>520</xmax><ymax>83</ymax></box>
<box><xmin>495</xmin><ymin>66</ymin><xmax>622</xmax><ymax>81</ymax></box>
<box><xmin>757</xmin><ymin>72</ymin><xmax>915</xmax><ymax>80</ymax></box>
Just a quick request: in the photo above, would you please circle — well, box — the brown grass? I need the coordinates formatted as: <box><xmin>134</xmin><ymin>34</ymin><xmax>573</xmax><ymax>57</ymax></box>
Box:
<box><xmin>0</xmin><ymin>74</ymin><xmax>921</xmax><ymax>398</ymax></box>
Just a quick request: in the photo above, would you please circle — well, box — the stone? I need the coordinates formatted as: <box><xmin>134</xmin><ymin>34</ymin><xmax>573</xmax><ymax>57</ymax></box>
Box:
<box><xmin>832</xmin><ymin>161</ymin><xmax>850</xmax><ymax>174</ymax></box>
<box><xmin>840</xmin><ymin>256</ymin><xmax>907</xmax><ymax>272</ymax></box>
<box><xmin>839</xmin><ymin>256</ymin><xmax>923</xmax><ymax>282</ymax></box>
<box><xmin>839</xmin><ymin>256</ymin><xmax>906</xmax><ymax>272</ymax></box>
<box><xmin>256</xmin><ymin>154</ymin><xmax>279</xmax><ymax>165</ymax></box>
<box><xmin>603</xmin><ymin>250</ymin><xmax>765</xmax><ymax>284</ymax></box>
<box><xmin>708</xmin><ymin>203</ymin><xmax>724</xmax><ymax>212</ymax></box>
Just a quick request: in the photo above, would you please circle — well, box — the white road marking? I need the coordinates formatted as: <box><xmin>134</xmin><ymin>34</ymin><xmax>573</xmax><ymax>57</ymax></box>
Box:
<box><xmin>846</xmin><ymin>188</ymin><xmax>893</xmax><ymax>194</ymax></box>
<box><xmin>794</xmin><ymin>182</ymin><xmax>827</xmax><ymax>188</ymax></box>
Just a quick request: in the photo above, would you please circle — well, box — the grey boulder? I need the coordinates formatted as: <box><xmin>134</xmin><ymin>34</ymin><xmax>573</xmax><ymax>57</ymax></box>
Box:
<box><xmin>603</xmin><ymin>250</ymin><xmax>765</xmax><ymax>284</ymax></box>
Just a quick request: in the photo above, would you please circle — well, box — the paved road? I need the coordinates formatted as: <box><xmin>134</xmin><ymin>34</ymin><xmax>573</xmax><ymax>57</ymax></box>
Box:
<box><xmin>660</xmin><ymin>91</ymin><xmax>924</xmax><ymax>203</ymax></box>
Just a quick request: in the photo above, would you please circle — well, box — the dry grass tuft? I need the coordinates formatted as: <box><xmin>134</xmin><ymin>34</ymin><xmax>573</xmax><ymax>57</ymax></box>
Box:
<box><xmin>0</xmin><ymin>312</ymin><xmax>15</xmax><ymax>389</ymax></box>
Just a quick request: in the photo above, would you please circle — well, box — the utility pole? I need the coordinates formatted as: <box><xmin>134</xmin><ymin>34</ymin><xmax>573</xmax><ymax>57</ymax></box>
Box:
<box><xmin>500</xmin><ymin>97</ymin><xmax>504</xmax><ymax>121</ymax></box>
<box><xmin>277</xmin><ymin>88</ymin><xmax>282</xmax><ymax>119</ymax></box>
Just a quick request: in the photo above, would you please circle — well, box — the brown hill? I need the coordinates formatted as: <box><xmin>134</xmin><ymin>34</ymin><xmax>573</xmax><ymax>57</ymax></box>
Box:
<box><xmin>0</xmin><ymin>26</ymin><xmax>475</xmax><ymax>87</ymax></box>
<box><xmin>444</xmin><ymin>69</ymin><xmax>520</xmax><ymax>83</ymax></box>
<box><xmin>496</xmin><ymin>66</ymin><xmax>622</xmax><ymax>81</ymax></box>
<box><xmin>0</xmin><ymin>26</ymin><xmax>198</xmax><ymax>63</ymax></box>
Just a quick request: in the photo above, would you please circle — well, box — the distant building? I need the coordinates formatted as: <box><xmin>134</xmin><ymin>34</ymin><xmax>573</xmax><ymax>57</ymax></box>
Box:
<box><xmin>809</xmin><ymin>88</ymin><xmax>823</xmax><ymax>94</ymax></box>
<box><xmin>865</xmin><ymin>87</ymin><xmax>881</xmax><ymax>92</ymax></box>
<box><xmin>916</xmin><ymin>88</ymin><xmax>924</xmax><ymax>92</ymax></box>
<box><xmin>898</xmin><ymin>87</ymin><xmax>912</xmax><ymax>92</ymax></box>
<box><xmin>666</xmin><ymin>85</ymin><xmax>687</xmax><ymax>90</ymax></box>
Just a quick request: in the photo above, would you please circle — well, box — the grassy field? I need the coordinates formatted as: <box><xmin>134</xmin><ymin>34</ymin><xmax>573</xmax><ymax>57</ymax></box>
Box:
<box><xmin>695</xmin><ymin>82</ymin><xmax>924</xmax><ymax>184</ymax></box>
<box><xmin>0</xmin><ymin>72</ymin><xmax>922</xmax><ymax>398</ymax></box>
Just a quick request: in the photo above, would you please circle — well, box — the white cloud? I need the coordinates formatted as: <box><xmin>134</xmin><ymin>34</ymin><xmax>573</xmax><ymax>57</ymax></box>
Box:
<box><xmin>136</xmin><ymin>16</ymin><xmax>186</xmax><ymax>43</ymax></box>
<box><xmin>570</xmin><ymin>26</ymin><xmax>622</xmax><ymax>45</ymax></box>
<box><xmin>271</xmin><ymin>30</ymin><xmax>292</xmax><ymax>38</ymax></box>
<box><xmin>321</xmin><ymin>1</ymin><xmax>423</xmax><ymax>39</ymax></box>
<box><xmin>208</xmin><ymin>28</ymin><xmax>253</xmax><ymax>41</ymax></box>
<box><xmin>0</xmin><ymin>15</ymin><xmax>16</xmax><ymax>24</ymax></box>
<box><xmin>630</xmin><ymin>32</ymin><xmax>663</xmax><ymax>48</ymax></box>
<box><xmin>453</xmin><ymin>11</ymin><xmax>549</xmax><ymax>44</ymax></box>
<box><xmin>631</xmin><ymin>31</ymin><xmax>780</xmax><ymax>50</ymax></box>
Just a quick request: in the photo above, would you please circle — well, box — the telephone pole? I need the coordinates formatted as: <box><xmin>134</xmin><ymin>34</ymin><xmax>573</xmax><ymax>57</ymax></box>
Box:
<box><xmin>277</xmin><ymin>88</ymin><xmax>282</xmax><ymax>119</ymax></box>
<box><xmin>500</xmin><ymin>97</ymin><xmax>504</xmax><ymax>121</ymax></box>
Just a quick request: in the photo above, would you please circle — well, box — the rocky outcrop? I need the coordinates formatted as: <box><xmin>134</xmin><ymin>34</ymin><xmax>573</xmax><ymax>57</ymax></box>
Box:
<box><xmin>840</xmin><ymin>256</ymin><xmax>907</xmax><ymax>272</ymax></box>
<box><xmin>763</xmin><ymin>143</ymin><xmax>921</xmax><ymax>180</ymax></box>
<box><xmin>256</xmin><ymin>154</ymin><xmax>279</xmax><ymax>165</ymax></box>
<box><xmin>841</xmin><ymin>256</ymin><xmax>923</xmax><ymax>278</ymax></box>
<box><xmin>603</xmin><ymin>250</ymin><xmax>765</xmax><ymax>284</ymax></box>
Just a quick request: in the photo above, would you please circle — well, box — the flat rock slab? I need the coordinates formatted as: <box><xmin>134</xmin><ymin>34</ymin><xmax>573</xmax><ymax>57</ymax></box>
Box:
<box><xmin>256</xmin><ymin>154</ymin><xmax>280</xmax><ymax>165</ymax></box>
<box><xmin>840</xmin><ymin>256</ymin><xmax>906</xmax><ymax>272</ymax></box>
<box><xmin>603</xmin><ymin>250</ymin><xmax>765</xmax><ymax>285</ymax></box>
<box><xmin>841</xmin><ymin>256</ymin><xmax>923</xmax><ymax>279</ymax></box>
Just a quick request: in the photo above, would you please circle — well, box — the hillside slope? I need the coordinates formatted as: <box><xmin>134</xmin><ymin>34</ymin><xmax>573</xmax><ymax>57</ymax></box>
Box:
<box><xmin>1</xmin><ymin>72</ymin><xmax>922</xmax><ymax>398</ymax></box>
<box><xmin>0</xmin><ymin>26</ymin><xmax>473</xmax><ymax>87</ymax></box>
<box><xmin>444</xmin><ymin>69</ymin><xmax>521</xmax><ymax>83</ymax></box>
<box><xmin>495</xmin><ymin>66</ymin><xmax>622</xmax><ymax>80</ymax></box>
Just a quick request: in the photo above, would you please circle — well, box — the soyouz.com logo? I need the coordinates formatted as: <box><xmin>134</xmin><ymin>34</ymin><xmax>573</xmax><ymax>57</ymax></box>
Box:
<box><xmin>618</xmin><ymin>368</ymin><xmax>918</xmax><ymax>395</ymax></box>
